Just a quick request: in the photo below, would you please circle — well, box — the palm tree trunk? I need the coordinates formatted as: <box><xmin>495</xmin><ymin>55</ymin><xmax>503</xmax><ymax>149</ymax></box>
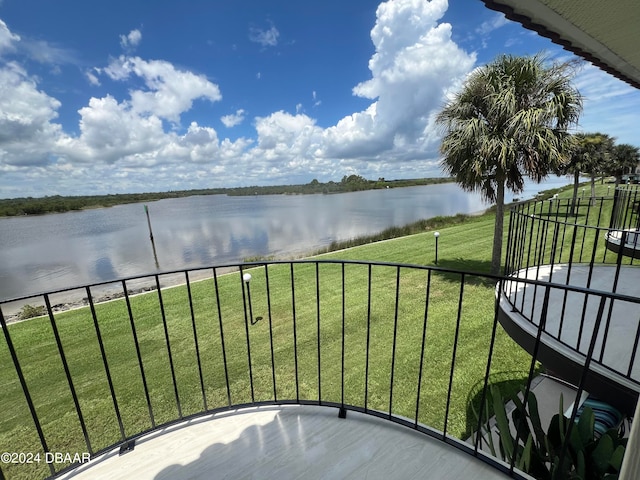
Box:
<box><xmin>491</xmin><ymin>181</ymin><xmax>505</xmax><ymax>275</ymax></box>
<box><xmin>590</xmin><ymin>173</ymin><xmax>596</xmax><ymax>205</ymax></box>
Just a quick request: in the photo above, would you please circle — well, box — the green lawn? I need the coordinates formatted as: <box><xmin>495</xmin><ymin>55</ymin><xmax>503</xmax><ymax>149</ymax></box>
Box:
<box><xmin>0</xmin><ymin>181</ymin><xmax>619</xmax><ymax>479</ymax></box>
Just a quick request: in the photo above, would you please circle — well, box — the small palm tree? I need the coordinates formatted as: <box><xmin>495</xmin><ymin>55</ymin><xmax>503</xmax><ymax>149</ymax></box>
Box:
<box><xmin>609</xmin><ymin>143</ymin><xmax>640</xmax><ymax>186</ymax></box>
<box><xmin>436</xmin><ymin>54</ymin><xmax>582</xmax><ymax>275</ymax></box>
<box><xmin>566</xmin><ymin>132</ymin><xmax>614</xmax><ymax>209</ymax></box>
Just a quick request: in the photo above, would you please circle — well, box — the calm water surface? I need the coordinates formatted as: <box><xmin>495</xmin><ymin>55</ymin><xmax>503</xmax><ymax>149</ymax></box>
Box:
<box><xmin>0</xmin><ymin>179</ymin><xmax>572</xmax><ymax>301</ymax></box>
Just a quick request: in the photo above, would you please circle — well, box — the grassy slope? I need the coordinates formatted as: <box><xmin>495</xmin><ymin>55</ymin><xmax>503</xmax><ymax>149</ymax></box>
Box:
<box><xmin>0</xmin><ymin>182</ymin><xmax>614</xmax><ymax>479</ymax></box>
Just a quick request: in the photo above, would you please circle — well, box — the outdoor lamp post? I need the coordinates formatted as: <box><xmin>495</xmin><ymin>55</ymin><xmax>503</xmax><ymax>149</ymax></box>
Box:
<box><xmin>434</xmin><ymin>231</ymin><xmax>440</xmax><ymax>265</ymax></box>
<box><xmin>242</xmin><ymin>272</ymin><xmax>256</xmax><ymax>325</ymax></box>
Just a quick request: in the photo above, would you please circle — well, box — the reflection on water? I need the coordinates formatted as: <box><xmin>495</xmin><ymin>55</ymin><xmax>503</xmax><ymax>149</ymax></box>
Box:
<box><xmin>0</xmin><ymin>179</ymin><xmax>572</xmax><ymax>301</ymax></box>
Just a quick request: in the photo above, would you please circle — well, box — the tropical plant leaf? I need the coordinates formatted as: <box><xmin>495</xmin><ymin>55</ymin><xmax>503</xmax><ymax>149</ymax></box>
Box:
<box><xmin>609</xmin><ymin>445</ymin><xmax>625</xmax><ymax>473</ymax></box>
<box><xmin>592</xmin><ymin>434</ymin><xmax>615</xmax><ymax>474</ymax></box>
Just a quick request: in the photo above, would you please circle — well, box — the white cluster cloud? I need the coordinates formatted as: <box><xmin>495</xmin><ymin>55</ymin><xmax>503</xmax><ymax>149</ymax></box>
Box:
<box><xmin>323</xmin><ymin>0</ymin><xmax>475</xmax><ymax>159</ymax></box>
<box><xmin>0</xmin><ymin>62</ymin><xmax>63</xmax><ymax>167</ymax></box>
<box><xmin>221</xmin><ymin>109</ymin><xmax>246</xmax><ymax>128</ymax></box>
<box><xmin>120</xmin><ymin>29</ymin><xmax>142</xmax><ymax>50</ymax></box>
<box><xmin>104</xmin><ymin>56</ymin><xmax>221</xmax><ymax>122</ymax></box>
<box><xmin>0</xmin><ymin>19</ymin><xmax>19</xmax><ymax>54</ymax></box>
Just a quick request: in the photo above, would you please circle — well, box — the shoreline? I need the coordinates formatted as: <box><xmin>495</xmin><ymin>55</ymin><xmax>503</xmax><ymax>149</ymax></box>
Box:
<box><xmin>1</xmin><ymin>180</ymin><xmax>587</xmax><ymax>325</ymax></box>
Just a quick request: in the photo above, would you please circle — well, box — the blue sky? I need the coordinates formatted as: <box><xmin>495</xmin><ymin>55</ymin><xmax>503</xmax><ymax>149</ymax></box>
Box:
<box><xmin>0</xmin><ymin>0</ymin><xmax>639</xmax><ymax>198</ymax></box>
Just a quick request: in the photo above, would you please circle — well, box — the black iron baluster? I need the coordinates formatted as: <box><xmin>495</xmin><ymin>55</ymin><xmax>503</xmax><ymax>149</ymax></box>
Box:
<box><xmin>340</xmin><ymin>263</ymin><xmax>346</xmax><ymax>418</ymax></box>
<box><xmin>519</xmin><ymin>215</ymin><xmax>536</xmax><ymax>313</ymax></box>
<box><xmin>598</xmin><ymin>231</ymin><xmax>626</xmax><ymax>363</ymax></box>
<box><xmin>155</xmin><ymin>276</ymin><xmax>182</xmax><ymax>418</ymax></box>
<box><xmin>627</xmin><ymin>314</ymin><xmax>640</xmax><ymax>378</ymax></box>
<box><xmin>579</xmin><ymin>197</ymin><xmax>592</xmax><ymax>261</ymax></box>
<box><xmin>316</xmin><ymin>263</ymin><xmax>322</xmax><ymax>405</ymax></box>
<box><xmin>443</xmin><ymin>273</ymin><xmax>465</xmax><ymax>440</ymax></box>
<box><xmin>387</xmin><ymin>266</ymin><xmax>401</xmax><ymax>419</ymax></box>
<box><xmin>122</xmin><ymin>281</ymin><xmax>155</xmax><ymax>428</ymax></box>
<box><xmin>557</xmin><ymin>206</ymin><xmax>569</xmax><ymax>265</ymax></box>
<box><xmin>503</xmin><ymin>209</ymin><xmax>515</xmax><ymax>275</ymax></box>
<box><xmin>44</xmin><ymin>294</ymin><xmax>93</xmax><ymax>455</ymax></box>
<box><xmin>558</xmin><ymin>224</ymin><xmax>579</xmax><ymax>341</ymax></box>
<box><xmin>86</xmin><ymin>286</ymin><xmax>125</xmax><ymax>440</ymax></box>
<box><xmin>264</xmin><ymin>264</ymin><xmax>277</xmax><ymax>402</ymax></box>
<box><xmin>474</xmin><ymin>278</ymin><xmax>504</xmax><ymax>454</ymax></box>
<box><xmin>0</xmin><ymin>307</ymin><xmax>55</xmax><ymax>476</ymax></box>
<box><xmin>511</xmin><ymin>209</ymin><xmax>529</xmax><ymax>309</ymax></box>
<box><xmin>577</xmin><ymin>230</ymin><xmax>601</xmax><ymax>349</ymax></box>
<box><xmin>529</xmin><ymin>217</ymin><xmax>547</xmax><ymax>320</ymax></box>
<box><xmin>185</xmin><ymin>272</ymin><xmax>207</xmax><ymax>411</ymax></box>
<box><xmin>547</xmin><ymin>223</ymin><xmax>560</xmax><ymax>283</ymax></box>
<box><xmin>290</xmin><ymin>263</ymin><xmax>300</xmax><ymax>402</ymax></box>
<box><xmin>212</xmin><ymin>268</ymin><xmax>232</xmax><ymax>407</ymax></box>
<box><xmin>414</xmin><ymin>270</ymin><xmax>432</xmax><ymax>428</ymax></box>
<box><xmin>364</xmin><ymin>264</ymin><xmax>372</xmax><ymax>413</ymax></box>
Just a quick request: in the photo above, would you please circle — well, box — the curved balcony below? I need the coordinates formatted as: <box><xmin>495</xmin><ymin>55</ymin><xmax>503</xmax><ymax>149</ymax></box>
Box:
<box><xmin>58</xmin><ymin>405</ymin><xmax>511</xmax><ymax>480</ymax></box>
<box><xmin>498</xmin><ymin>264</ymin><xmax>640</xmax><ymax>413</ymax></box>
<box><xmin>605</xmin><ymin>229</ymin><xmax>640</xmax><ymax>259</ymax></box>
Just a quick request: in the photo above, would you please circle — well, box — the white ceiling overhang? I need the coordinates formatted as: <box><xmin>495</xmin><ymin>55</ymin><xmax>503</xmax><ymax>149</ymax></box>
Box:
<box><xmin>481</xmin><ymin>0</ymin><xmax>640</xmax><ymax>89</ymax></box>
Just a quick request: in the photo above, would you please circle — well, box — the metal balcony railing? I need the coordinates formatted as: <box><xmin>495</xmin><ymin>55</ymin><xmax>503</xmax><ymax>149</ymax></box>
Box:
<box><xmin>1</xmin><ymin>258</ymin><xmax>636</xmax><ymax>479</ymax></box>
<box><xmin>501</xmin><ymin>191</ymin><xmax>640</xmax><ymax>410</ymax></box>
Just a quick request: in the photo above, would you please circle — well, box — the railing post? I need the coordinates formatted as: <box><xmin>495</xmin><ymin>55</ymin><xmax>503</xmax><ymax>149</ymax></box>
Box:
<box><xmin>155</xmin><ymin>276</ymin><xmax>182</xmax><ymax>418</ymax></box>
<box><xmin>122</xmin><ymin>281</ymin><xmax>155</xmax><ymax>428</ymax></box>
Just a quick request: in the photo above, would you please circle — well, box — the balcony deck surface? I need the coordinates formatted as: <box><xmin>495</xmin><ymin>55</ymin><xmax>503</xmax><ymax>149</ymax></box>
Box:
<box><xmin>499</xmin><ymin>264</ymin><xmax>640</xmax><ymax>401</ymax></box>
<box><xmin>59</xmin><ymin>405</ymin><xmax>514</xmax><ymax>480</ymax></box>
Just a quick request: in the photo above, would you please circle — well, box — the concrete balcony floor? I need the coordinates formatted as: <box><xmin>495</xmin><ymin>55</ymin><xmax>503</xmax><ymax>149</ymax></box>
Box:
<box><xmin>59</xmin><ymin>405</ymin><xmax>515</xmax><ymax>480</ymax></box>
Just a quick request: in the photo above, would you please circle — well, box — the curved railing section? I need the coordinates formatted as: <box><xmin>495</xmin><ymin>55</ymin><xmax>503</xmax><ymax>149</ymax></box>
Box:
<box><xmin>606</xmin><ymin>186</ymin><xmax>640</xmax><ymax>258</ymax></box>
<box><xmin>501</xmin><ymin>189</ymin><xmax>640</xmax><ymax>411</ymax></box>
<box><xmin>0</xmin><ymin>260</ymin><xmax>637</xmax><ymax>479</ymax></box>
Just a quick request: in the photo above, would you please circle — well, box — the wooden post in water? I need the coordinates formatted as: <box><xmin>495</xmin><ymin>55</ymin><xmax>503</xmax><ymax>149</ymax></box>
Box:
<box><xmin>144</xmin><ymin>205</ymin><xmax>160</xmax><ymax>269</ymax></box>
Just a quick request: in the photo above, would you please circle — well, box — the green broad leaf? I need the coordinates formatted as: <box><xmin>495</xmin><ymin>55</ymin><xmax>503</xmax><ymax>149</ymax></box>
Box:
<box><xmin>557</xmin><ymin>394</ymin><xmax>566</xmax><ymax>444</ymax></box>
<box><xmin>592</xmin><ymin>433</ymin><xmax>615</xmax><ymax>474</ymax></box>
<box><xmin>492</xmin><ymin>386</ymin><xmax>515</xmax><ymax>461</ymax></box>
<box><xmin>576</xmin><ymin>406</ymin><xmax>595</xmax><ymax>444</ymax></box>
<box><xmin>483</xmin><ymin>399</ymin><xmax>499</xmax><ymax>458</ymax></box>
<box><xmin>547</xmin><ymin>414</ymin><xmax>563</xmax><ymax>452</ymax></box>
<box><xmin>512</xmin><ymin>406</ymin><xmax>533</xmax><ymax>446</ymax></box>
<box><xmin>517</xmin><ymin>434</ymin><xmax>533</xmax><ymax>472</ymax></box>
<box><xmin>527</xmin><ymin>391</ymin><xmax>547</xmax><ymax>453</ymax></box>
<box><xmin>568</xmin><ymin>428</ymin><xmax>584</xmax><ymax>461</ymax></box>
<box><xmin>609</xmin><ymin>445</ymin><xmax>625</xmax><ymax>472</ymax></box>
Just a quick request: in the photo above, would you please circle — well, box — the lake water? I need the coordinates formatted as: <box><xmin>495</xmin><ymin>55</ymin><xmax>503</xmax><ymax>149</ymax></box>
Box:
<box><xmin>0</xmin><ymin>178</ymin><xmax>573</xmax><ymax>302</ymax></box>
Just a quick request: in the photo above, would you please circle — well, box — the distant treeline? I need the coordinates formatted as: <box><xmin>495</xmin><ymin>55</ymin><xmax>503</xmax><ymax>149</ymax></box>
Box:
<box><xmin>0</xmin><ymin>176</ymin><xmax>452</xmax><ymax>217</ymax></box>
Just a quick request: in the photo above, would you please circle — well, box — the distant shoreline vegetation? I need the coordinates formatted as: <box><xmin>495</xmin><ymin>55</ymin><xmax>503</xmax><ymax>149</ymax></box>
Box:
<box><xmin>0</xmin><ymin>176</ymin><xmax>453</xmax><ymax>217</ymax></box>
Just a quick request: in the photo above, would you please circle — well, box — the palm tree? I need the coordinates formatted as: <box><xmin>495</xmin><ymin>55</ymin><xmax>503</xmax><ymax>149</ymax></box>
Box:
<box><xmin>609</xmin><ymin>143</ymin><xmax>640</xmax><ymax>186</ymax></box>
<box><xmin>436</xmin><ymin>54</ymin><xmax>582</xmax><ymax>275</ymax></box>
<box><xmin>566</xmin><ymin>133</ymin><xmax>614</xmax><ymax>210</ymax></box>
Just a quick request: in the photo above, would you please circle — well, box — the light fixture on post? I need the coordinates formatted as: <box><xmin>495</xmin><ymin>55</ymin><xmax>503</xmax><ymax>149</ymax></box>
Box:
<box><xmin>242</xmin><ymin>272</ymin><xmax>257</xmax><ymax>325</ymax></box>
<box><xmin>434</xmin><ymin>231</ymin><xmax>440</xmax><ymax>265</ymax></box>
